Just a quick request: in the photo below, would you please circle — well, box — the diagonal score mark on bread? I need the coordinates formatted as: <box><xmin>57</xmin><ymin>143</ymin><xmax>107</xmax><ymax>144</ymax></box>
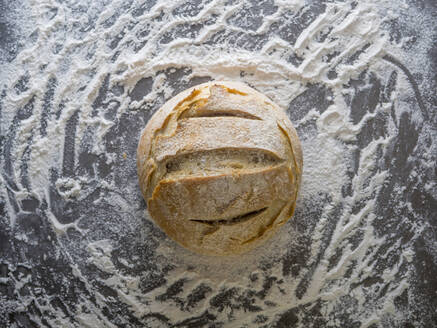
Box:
<box><xmin>190</xmin><ymin>207</ymin><xmax>269</xmax><ymax>226</ymax></box>
<box><xmin>162</xmin><ymin>149</ymin><xmax>283</xmax><ymax>180</ymax></box>
<box><xmin>137</xmin><ymin>81</ymin><xmax>303</xmax><ymax>256</ymax></box>
<box><xmin>178</xmin><ymin>85</ymin><xmax>261</xmax><ymax>120</ymax></box>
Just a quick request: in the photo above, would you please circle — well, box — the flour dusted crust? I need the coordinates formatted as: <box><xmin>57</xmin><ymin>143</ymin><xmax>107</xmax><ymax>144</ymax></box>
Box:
<box><xmin>137</xmin><ymin>81</ymin><xmax>302</xmax><ymax>256</ymax></box>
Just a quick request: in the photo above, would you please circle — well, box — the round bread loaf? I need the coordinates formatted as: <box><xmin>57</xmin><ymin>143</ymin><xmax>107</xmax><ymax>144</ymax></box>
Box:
<box><xmin>137</xmin><ymin>81</ymin><xmax>302</xmax><ymax>256</ymax></box>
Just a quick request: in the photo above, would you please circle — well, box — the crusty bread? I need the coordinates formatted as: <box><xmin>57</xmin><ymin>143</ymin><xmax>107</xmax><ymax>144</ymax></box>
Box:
<box><xmin>137</xmin><ymin>81</ymin><xmax>302</xmax><ymax>256</ymax></box>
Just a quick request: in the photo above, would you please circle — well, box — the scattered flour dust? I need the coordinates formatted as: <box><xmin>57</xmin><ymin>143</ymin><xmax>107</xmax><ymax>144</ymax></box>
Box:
<box><xmin>0</xmin><ymin>0</ymin><xmax>435</xmax><ymax>327</ymax></box>
<box><xmin>55</xmin><ymin>177</ymin><xmax>84</xmax><ymax>200</ymax></box>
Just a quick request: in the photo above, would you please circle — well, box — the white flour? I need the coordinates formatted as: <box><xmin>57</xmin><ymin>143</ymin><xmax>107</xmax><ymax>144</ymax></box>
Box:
<box><xmin>0</xmin><ymin>0</ymin><xmax>436</xmax><ymax>327</ymax></box>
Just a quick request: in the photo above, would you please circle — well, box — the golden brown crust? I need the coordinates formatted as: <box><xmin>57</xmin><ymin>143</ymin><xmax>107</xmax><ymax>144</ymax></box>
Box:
<box><xmin>137</xmin><ymin>81</ymin><xmax>303</xmax><ymax>256</ymax></box>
